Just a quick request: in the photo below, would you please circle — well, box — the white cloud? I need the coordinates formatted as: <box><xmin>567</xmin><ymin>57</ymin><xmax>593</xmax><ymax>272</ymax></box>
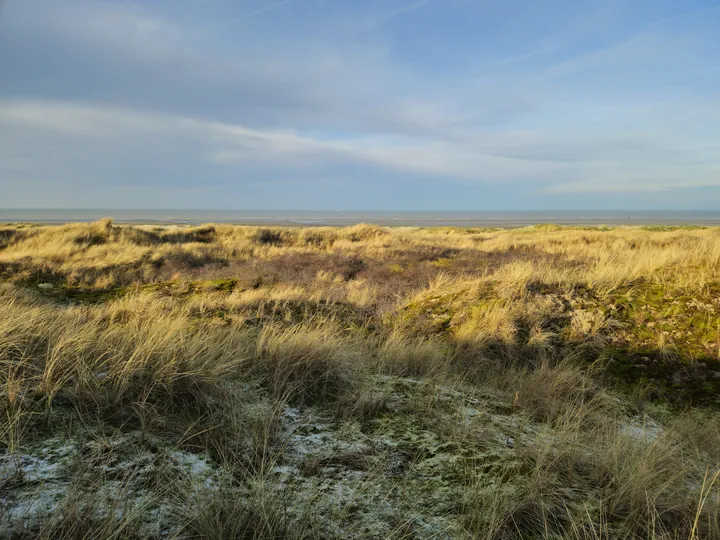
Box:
<box><xmin>0</xmin><ymin>99</ymin><xmax>562</xmax><ymax>181</ymax></box>
<box><xmin>2</xmin><ymin>99</ymin><xmax>720</xmax><ymax>195</ymax></box>
<box><xmin>542</xmin><ymin>166</ymin><xmax>720</xmax><ymax>194</ymax></box>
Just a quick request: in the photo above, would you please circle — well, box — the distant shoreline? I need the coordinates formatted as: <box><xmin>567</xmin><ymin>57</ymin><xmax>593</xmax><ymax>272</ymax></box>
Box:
<box><xmin>2</xmin><ymin>210</ymin><xmax>720</xmax><ymax>228</ymax></box>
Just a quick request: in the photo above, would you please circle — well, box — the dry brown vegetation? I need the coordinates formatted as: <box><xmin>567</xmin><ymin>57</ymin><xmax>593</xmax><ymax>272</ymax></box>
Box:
<box><xmin>1</xmin><ymin>220</ymin><xmax>719</xmax><ymax>538</ymax></box>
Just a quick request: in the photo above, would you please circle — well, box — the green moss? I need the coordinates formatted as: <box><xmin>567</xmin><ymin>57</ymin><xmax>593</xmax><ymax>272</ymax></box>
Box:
<box><xmin>606</xmin><ymin>282</ymin><xmax>719</xmax><ymax>362</ymax></box>
<box><xmin>392</xmin><ymin>281</ymin><xmax>499</xmax><ymax>338</ymax></box>
<box><xmin>195</xmin><ymin>278</ymin><xmax>238</xmax><ymax>292</ymax></box>
<box><xmin>431</xmin><ymin>258</ymin><xmax>453</xmax><ymax>268</ymax></box>
<box><xmin>24</xmin><ymin>277</ymin><xmax>240</xmax><ymax>306</ymax></box>
<box><xmin>392</xmin><ymin>292</ymin><xmax>458</xmax><ymax>336</ymax></box>
<box><xmin>603</xmin><ymin>348</ymin><xmax>720</xmax><ymax>407</ymax></box>
<box><xmin>61</xmin><ymin>286</ymin><xmax>128</xmax><ymax>303</ymax></box>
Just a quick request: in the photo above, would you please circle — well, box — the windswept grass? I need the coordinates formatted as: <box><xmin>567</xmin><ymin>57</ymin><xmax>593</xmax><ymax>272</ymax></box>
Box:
<box><xmin>1</xmin><ymin>221</ymin><xmax>719</xmax><ymax>538</ymax></box>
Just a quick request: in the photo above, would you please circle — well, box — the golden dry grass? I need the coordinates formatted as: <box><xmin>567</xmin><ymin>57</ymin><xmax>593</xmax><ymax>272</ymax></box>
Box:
<box><xmin>1</xmin><ymin>221</ymin><xmax>719</xmax><ymax>538</ymax></box>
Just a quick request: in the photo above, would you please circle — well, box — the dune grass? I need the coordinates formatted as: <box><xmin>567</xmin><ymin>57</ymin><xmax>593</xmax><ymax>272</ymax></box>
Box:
<box><xmin>1</xmin><ymin>221</ymin><xmax>719</xmax><ymax>538</ymax></box>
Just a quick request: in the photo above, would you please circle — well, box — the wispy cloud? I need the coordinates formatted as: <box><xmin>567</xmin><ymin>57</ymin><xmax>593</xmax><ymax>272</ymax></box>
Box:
<box><xmin>0</xmin><ymin>99</ymin><xmax>570</xmax><ymax>182</ymax></box>
<box><xmin>387</xmin><ymin>0</ymin><xmax>433</xmax><ymax>18</ymax></box>
<box><xmin>644</xmin><ymin>1</ymin><xmax>720</xmax><ymax>28</ymax></box>
<box><xmin>203</xmin><ymin>0</ymin><xmax>296</xmax><ymax>31</ymax></box>
<box><xmin>372</xmin><ymin>0</ymin><xmax>434</xmax><ymax>26</ymax></box>
<box><xmin>4</xmin><ymin>99</ymin><xmax>719</xmax><ymax>196</ymax></box>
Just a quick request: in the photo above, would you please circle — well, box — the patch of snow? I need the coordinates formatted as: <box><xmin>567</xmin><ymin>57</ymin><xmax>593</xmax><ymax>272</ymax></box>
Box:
<box><xmin>620</xmin><ymin>416</ymin><xmax>663</xmax><ymax>442</ymax></box>
<box><xmin>3</xmin><ymin>486</ymin><xmax>67</xmax><ymax>520</ymax></box>
<box><xmin>283</xmin><ymin>407</ymin><xmax>301</xmax><ymax>420</ymax></box>
<box><xmin>1</xmin><ymin>432</ymin><xmax>223</xmax><ymax>537</ymax></box>
<box><xmin>169</xmin><ymin>450</ymin><xmax>220</xmax><ymax>489</ymax></box>
<box><xmin>272</xmin><ymin>465</ymin><xmax>300</xmax><ymax>476</ymax></box>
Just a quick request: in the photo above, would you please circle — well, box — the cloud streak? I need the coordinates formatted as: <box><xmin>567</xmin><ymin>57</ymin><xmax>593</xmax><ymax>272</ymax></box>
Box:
<box><xmin>384</xmin><ymin>0</ymin><xmax>434</xmax><ymax>20</ymax></box>
<box><xmin>3</xmin><ymin>99</ymin><xmax>719</xmax><ymax>197</ymax></box>
<box><xmin>0</xmin><ymin>99</ymin><xmax>559</xmax><ymax>181</ymax></box>
<box><xmin>202</xmin><ymin>0</ymin><xmax>296</xmax><ymax>31</ymax></box>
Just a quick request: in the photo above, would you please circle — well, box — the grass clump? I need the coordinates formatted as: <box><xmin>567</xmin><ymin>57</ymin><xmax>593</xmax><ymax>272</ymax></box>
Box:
<box><xmin>255</xmin><ymin>322</ymin><xmax>361</xmax><ymax>403</ymax></box>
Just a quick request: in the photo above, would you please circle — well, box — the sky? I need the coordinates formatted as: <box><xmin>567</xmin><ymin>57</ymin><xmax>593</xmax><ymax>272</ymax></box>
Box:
<box><xmin>1</xmin><ymin>0</ymin><xmax>719</xmax><ymax>210</ymax></box>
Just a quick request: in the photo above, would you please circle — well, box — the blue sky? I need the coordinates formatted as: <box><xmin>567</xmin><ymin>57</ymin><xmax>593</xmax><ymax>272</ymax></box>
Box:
<box><xmin>1</xmin><ymin>0</ymin><xmax>719</xmax><ymax>210</ymax></box>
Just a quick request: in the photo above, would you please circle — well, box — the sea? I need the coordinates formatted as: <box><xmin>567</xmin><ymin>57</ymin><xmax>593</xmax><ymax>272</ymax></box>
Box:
<box><xmin>2</xmin><ymin>210</ymin><xmax>720</xmax><ymax>228</ymax></box>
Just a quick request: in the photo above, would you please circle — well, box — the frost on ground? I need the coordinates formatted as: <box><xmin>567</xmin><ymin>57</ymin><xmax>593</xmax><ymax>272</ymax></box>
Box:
<box><xmin>0</xmin><ymin>432</ymin><xmax>222</xmax><ymax>538</ymax></box>
<box><xmin>0</xmin><ymin>377</ymin><xmax>526</xmax><ymax>538</ymax></box>
<box><xmin>0</xmin><ymin>376</ymin><xmax>674</xmax><ymax>539</ymax></box>
<box><xmin>619</xmin><ymin>416</ymin><xmax>664</xmax><ymax>442</ymax></box>
<box><xmin>264</xmin><ymin>376</ymin><xmax>530</xmax><ymax>538</ymax></box>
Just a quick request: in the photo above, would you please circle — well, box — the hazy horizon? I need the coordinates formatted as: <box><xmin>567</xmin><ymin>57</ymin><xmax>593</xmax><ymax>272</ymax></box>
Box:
<box><xmin>4</xmin><ymin>208</ymin><xmax>720</xmax><ymax>228</ymax></box>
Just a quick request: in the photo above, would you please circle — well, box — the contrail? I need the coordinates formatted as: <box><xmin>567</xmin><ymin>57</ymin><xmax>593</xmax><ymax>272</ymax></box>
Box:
<box><xmin>385</xmin><ymin>0</ymin><xmax>433</xmax><ymax>20</ymax></box>
<box><xmin>207</xmin><ymin>0</ymin><xmax>296</xmax><ymax>30</ymax></box>
<box><xmin>644</xmin><ymin>1</ymin><xmax>720</xmax><ymax>27</ymax></box>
